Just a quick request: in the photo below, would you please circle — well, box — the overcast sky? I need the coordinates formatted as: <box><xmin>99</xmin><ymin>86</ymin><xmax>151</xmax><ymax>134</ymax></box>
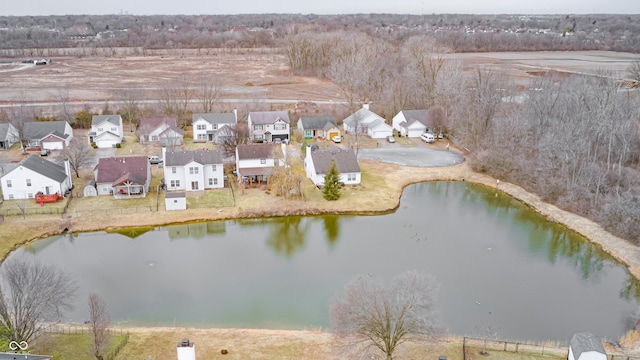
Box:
<box><xmin>2</xmin><ymin>0</ymin><xmax>639</xmax><ymax>16</ymax></box>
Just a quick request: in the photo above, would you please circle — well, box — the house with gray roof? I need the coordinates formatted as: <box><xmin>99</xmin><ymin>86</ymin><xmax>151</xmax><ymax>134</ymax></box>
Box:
<box><xmin>247</xmin><ymin>110</ymin><xmax>290</xmax><ymax>143</ymax></box>
<box><xmin>304</xmin><ymin>145</ymin><xmax>361</xmax><ymax>186</ymax></box>
<box><xmin>297</xmin><ymin>116</ymin><xmax>341</xmax><ymax>140</ymax></box>
<box><xmin>392</xmin><ymin>110</ymin><xmax>430</xmax><ymax>137</ymax></box>
<box><xmin>235</xmin><ymin>143</ymin><xmax>285</xmax><ymax>185</ymax></box>
<box><xmin>192</xmin><ymin>111</ymin><xmax>237</xmax><ymax>143</ymax></box>
<box><xmin>88</xmin><ymin>115</ymin><xmax>124</xmax><ymax>148</ymax></box>
<box><xmin>0</xmin><ymin>123</ymin><xmax>18</xmax><ymax>150</ymax></box>
<box><xmin>93</xmin><ymin>156</ymin><xmax>150</xmax><ymax>198</ymax></box>
<box><xmin>342</xmin><ymin>104</ymin><xmax>392</xmax><ymax>139</ymax></box>
<box><xmin>138</xmin><ymin>117</ymin><xmax>184</xmax><ymax>146</ymax></box>
<box><xmin>568</xmin><ymin>332</ymin><xmax>606</xmax><ymax>360</ymax></box>
<box><xmin>162</xmin><ymin>148</ymin><xmax>224</xmax><ymax>192</ymax></box>
<box><xmin>1</xmin><ymin>155</ymin><xmax>72</xmax><ymax>200</ymax></box>
<box><xmin>23</xmin><ymin>120</ymin><xmax>73</xmax><ymax>150</ymax></box>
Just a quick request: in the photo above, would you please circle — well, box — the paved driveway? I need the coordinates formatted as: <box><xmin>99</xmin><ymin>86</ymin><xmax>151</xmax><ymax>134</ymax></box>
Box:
<box><xmin>358</xmin><ymin>146</ymin><xmax>464</xmax><ymax>167</ymax></box>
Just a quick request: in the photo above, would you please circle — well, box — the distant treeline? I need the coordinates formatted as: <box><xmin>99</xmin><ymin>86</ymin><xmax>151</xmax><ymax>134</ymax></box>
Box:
<box><xmin>0</xmin><ymin>13</ymin><xmax>639</xmax><ymax>53</ymax></box>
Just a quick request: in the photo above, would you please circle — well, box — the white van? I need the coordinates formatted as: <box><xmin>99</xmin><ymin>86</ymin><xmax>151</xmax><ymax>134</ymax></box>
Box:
<box><xmin>420</xmin><ymin>133</ymin><xmax>435</xmax><ymax>143</ymax></box>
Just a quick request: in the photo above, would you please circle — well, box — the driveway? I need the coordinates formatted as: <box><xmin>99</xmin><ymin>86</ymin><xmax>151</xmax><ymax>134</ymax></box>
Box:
<box><xmin>88</xmin><ymin>148</ymin><xmax>116</xmax><ymax>168</ymax></box>
<box><xmin>358</xmin><ymin>146</ymin><xmax>464</xmax><ymax>167</ymax></box>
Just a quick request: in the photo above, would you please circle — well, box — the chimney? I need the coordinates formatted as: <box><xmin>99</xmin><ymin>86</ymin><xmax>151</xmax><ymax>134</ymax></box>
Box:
<box><xmin>162</xmin><ymin>146</ymin><xmax>167</xmax><ymax>164</ymax></box>
<box><xmin>362</xmin><ymin>102</ymin><xmax>369</xmax><ymax>110</ymax></box>
<box><xmin>177</xmin><ymin>338</ymin><xmax>195</xmax><ymax>360</ymax></box>
<box><xmin>306</xmin><ymin>145</ymin><xmax>312</xmax><ymax>159</ymax></box>
<box><xmin>63</xmin><ymin>158</ymin><xmax>72</xmax><ymax>189</ymax></box>
<box><xmin>233</xmin><ymin>107</ymin><xmax>238</xmax><ymax>122</ymax></box>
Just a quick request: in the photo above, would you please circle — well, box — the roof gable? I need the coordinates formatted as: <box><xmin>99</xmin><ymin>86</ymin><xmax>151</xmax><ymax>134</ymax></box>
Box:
<box><xmin>343</xmin><ymin>108</ymin><xmax>383</xmax><ymax>127</ymax></box>
<box><xmin>0</xmin><ymin>123</ymin><xmax>16</xmax><ymax>140</ymax></box>
<box><xmin>192</xmin><ymin>113</ymin><xmax>236</xmax><ymax>125</ymax></box>
<box><xmin>299</xmin><ymin>116</ymin><xmax>337</xmax><ymax>130</ymax></box>
<box><xmin>237</xmin><ymin>143</ymin><xmax>281</xmax><ymax>160</ymax></box>
<box><xmin>92</xmin><ymin>115</ymin><xmax>122</xmax><ymax>127</ymax></box>
<box><xmin>23</xmin><ymin>121</ymin><xmax>69</xmax><ymax>140</ymax></box>
<box><xmin>165</xmin><ymin>149</ymin><xmax>223</xmax><ymax>166</ymax></box>
<box><xmin>310</xmin><ymin>147</ymin><xmax>360</xmax><ymax>174</ymax></box>
<box><xmin>139</xmin><ymin>117</ymin><xmax>178</xmax><ymax>129</ymax></box>
<box><xmin>95</xmin><ymin>156</ymin><xmax>148</xmax><ymax>184</ymax></box>
<box><xmin>249</xmin><ymin>111</ymin><xmax>290</xmax><ymax>125</ymax></box>
<box><xmin>570</xmin><ymin>332</ymin><xmax>606</xmax><ymax>360</ymax></box>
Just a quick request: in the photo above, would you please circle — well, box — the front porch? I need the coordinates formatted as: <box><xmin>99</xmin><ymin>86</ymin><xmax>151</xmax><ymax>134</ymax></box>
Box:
<box><xmin>112</xmin><ymin>183</ymin><xmax>146</xmax><ymax>199</ymax></box>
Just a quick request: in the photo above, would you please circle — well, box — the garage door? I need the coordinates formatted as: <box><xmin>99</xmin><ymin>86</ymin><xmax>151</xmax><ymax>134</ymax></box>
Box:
<box><xmin>97</xmin><ymin>140</ymin><xmax>115</xmax><ymax>148</ymax></box>
<box><xmin>329</xmin><ymin>132</ymin><xmax>338</xmax><ymax>139</ymax></box>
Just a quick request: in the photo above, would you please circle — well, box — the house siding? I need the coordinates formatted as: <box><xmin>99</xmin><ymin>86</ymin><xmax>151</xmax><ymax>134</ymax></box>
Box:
<box><xmin>1</xmin><ymin>166</ymin><xmax>69</xmax><ymax>200</ymax></box>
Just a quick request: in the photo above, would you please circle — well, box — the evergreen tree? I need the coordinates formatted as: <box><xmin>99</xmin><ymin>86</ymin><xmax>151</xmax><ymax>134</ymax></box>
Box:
<box><xmin>323</xmin><ymin>159</ymin><xmax>341</xmax><ymax>201</ymax></box>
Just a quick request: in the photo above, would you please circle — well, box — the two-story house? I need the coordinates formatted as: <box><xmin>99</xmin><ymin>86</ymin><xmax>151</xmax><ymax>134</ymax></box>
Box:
<box><xmin>88</xmin><ymin>115</ymin><xmax>124</xmax><ymax>148</ymax></box>
<box><xmin>192</xmin><ymin>110</ymin><xmax>237</xmax><ymax>143</ymax></box>
<box><xmin>247</xmin><ymin>111</ymin><xmax>290</xmax><ymax>143</ymax></box>
<box><xmin>163</xmin><ymin>148</ymin><xmax>224</xmax><ymax>192</ymax></box>
<box><xmin>235</xmin><ymin>143</ymin><xmax>285</xmax><ymax>185</ymax></box>
<box><xmin>1</xmin><ymin>155</ymin><xmax>72</xmax><ymax>200</ymax></box>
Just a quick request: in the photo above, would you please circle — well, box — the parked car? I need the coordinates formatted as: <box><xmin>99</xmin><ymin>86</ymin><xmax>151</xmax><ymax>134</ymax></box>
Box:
<box><xmin>40</xmin><ymin>148</ymin><xmax>51</xmax><ymax>156</ymax></box>
<box><xmin>332</xmin><ymin>135</ymin><xmax>342</xmax><ymax>143</ymax></box>
<box><xmin>420</xmin><ymin>133</ymin><xmax>435</xmax><ymax>143</ymax></box>
<box><xmin>149</xmin><ymin>156</ymin><xmax>163</xmax><ymax>164</ymax></box>
<box><xmin>386</xmin><ymin>135</ymin><xmax>396</xmax><ymax>143</ymax></box>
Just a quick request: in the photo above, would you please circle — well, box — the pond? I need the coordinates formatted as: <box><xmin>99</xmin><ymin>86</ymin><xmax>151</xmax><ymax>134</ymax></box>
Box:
<box><xmin>7</xmin><ymin>181</ymin><xmax>640</xmax><ymax>343</ymax></box>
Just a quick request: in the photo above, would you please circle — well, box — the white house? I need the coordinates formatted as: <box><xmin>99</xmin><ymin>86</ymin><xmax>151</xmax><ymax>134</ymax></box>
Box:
<box><xmin>88</xmin><ymin>115</ymin><xmax>124</xmax><ymax>148</ymax></box>
<box><xmin>93</xmin><ymin>156</ymin><xmax>150</xmax><ymax>198</ymax></box>
<box><xmin>0</xmin><ymin>123</ymin><xmax>18</xmax><ymax>150</ymax></box>
<box><xmin>247</xmin><ymin>111</ymin><xmax>290</xmax><ymax>143</ymax></box>
<box><xmin>138</xmin><ymin>117</ymin><xmax>183</xmax><ymax>146</ymax></box>
<box><xmin>163</xmin><ymin>148</ymin><xmax>224</xmax><ymax>192</ymax></box>
<box><xmin>1</xmin><ymin>155</ymin><xmax>72</xmax><ymax>200</ymax></box>
<box><xmin>342</xmin><ymin>104</ymin><xmax>392</xmax><ymax>139</ymax></box>
<box><xmin>165</xmin><ymin>192</ymin><xmax>187</xmax><ymax>211</ymax></box>
<box><xmin>297</xmin><ymin>116</ymin><xmax>340</xmax><ymax>140</ymax></box>
<box><xmin>568</xmin><ymin>332</ymin><xmax>607</xmax><ymax>360</ymax></box>
<box><xmin>304</xmin><ymin>145</ymin><xmax>361</xmax><ymax>186</ymax></box>
<box><xmin>235</xmin><ymin>143</ymin><xmax>285</xmax><ymax>185</ymax></box>
<box><xmin>392</xmin><ymin>110</ymin><xmax>430</xmax><ymax>137</ymax></box>
<box><xmin>23</xmin><ymin>120</ymin><xmax>74</xmax><ymax>150</ymax></box>
<box><xmin>192</xmin><ymin>111</ymin><xmax>237</xmax><ymax>143</ymax></box>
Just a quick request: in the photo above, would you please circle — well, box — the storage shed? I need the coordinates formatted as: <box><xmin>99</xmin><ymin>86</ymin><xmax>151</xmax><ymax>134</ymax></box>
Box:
<box><xmin>165</xmin><ymin>192</ymin><xmax>187</xmax><ymax>211</ymax></box>
<box><xmin>83</xmin><ymin>180</ymin><xmax>97</xmax><ymax>197</ymax></box>
<box><xmin>568</xmin><ymin>332</ymin><xmax>606</xmax><ymax>360</ymax></box>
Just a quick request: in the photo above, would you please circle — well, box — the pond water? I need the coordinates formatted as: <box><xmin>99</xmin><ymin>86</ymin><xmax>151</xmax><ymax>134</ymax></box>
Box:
<box><xmin>7</xmin><ymin>181</ymin><xmax>640</xmax><ymax>343</ymax></box>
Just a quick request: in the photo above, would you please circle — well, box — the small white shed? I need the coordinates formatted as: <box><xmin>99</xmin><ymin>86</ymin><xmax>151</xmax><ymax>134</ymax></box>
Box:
<box><xmin>165</xmin><ymin>192</ymin><xmax>186</xmax><ymax>211</ymax></box>
<box><xmin>83</xmin><ymin>180</ymin><xmax>97</xmax><ymax>197</ymax></box>
<box><xmin>568</xmin><ymin>332</ymin><xmax>607</xmax><ymax>360</ymax></box>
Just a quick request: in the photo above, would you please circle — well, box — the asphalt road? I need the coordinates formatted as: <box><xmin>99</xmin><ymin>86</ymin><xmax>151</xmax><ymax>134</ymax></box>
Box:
<box><xmin>358</xmin><ymin>146</ymin><xmax>465</xmax><ymax>167</ymax></box>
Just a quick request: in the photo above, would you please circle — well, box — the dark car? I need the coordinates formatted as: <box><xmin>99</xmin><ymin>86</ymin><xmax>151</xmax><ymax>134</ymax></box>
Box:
<box><xmin>40</xmin><ymin>149</ymin><xmax>51</xmax><ymax>156</ymax></box>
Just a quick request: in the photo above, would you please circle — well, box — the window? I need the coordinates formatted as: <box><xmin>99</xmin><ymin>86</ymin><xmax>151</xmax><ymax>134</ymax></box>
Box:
<box><xmin>274</xmin><ymin>123</ymin><xmax>286</xmax><ymax>130</ymax></box>
<box><xmin>98</xmin><ymin>127</ymin><xmax>103</xmax><ymax>132</ymax></box>
<box><xmin>191</xmin><ymin>181</ymin><xmax>199</xmax><ymax>190</ymax></box>
<box><xmin>6</xmin><ymin>180</ymin><xmax>11</xmax><ymax>188</ymax></box>
<box><xmin>254</xmin><ymin>134</ymin><xmax>264</xmax><ymax>140</ymax></box>
<box><xmin>197</xmin><ymin>124</ymin><xmax>206</xmax><ymax>130</ymax></box>
<box><xmin>260</xmin><ymin>159</ymin><xmax>266</xmax><ymax>164</ymax></box>
<box><xmin>170</xmin><ymin>180</ymin><xmax>180</xmax><ymax>188</ymax></box>
<box><xmin>197</xmin><ymin>134</ymin><xmax>207</xmax><ymax>140</ymax></box>
<box><xmin>209</xmin><ymin>178</ymin><xmax>213</xmax><ymax>186</ymax></box>
<box><xmin>173</xmin><ymin>200</ymin><xmax>178</xmax><ymax>204</ymax></box>
<box><xmin>211</xmin><ymin>164</ymin><xmax>217</xmax><ymax>171</ymax></box>
<box><xmin>8</xmin><ymin>194</ymin><xmax>13</xmax><ymax>199</ymax></box>
<box><xmin>26</xmin><ymin>179</ymin><xmax>31</xmax><ymax>187</ymax></box>
<box><xmin>348</xmin><ymin>173</ymin><xmax>357</xmax><ymax>182</ymax></box>
<box><xmin>151</xmin><ymin>136</ymin><xmax>158</xmax><ymax>141</ymax></box>
<box><xmin>27</xmin><ymin>193</ymin><xmax>33</xmax><ymax>198</ymax></box>
<box><xmin>212</xmin><ymin>124</ymin><xmax>218</xmax><ymax>130</ymax></box>
<box><xmin>111</xmin><ymin>127</ymin><xmax>116</xmax><ymax>132</ymax></box>
<box><xmin>254</xmin><ymin>124</ymin><xmax>263</xmax><ymax>131</ymax></box>
<box><xmin>172</xmin><ymin>167</ymin><xmax>177</xmax><ymax>174</ymax></box>
<box><xmin>189</xmin><ymin>167</ymin><xmax>199</xmax><ymax>175</ymax></box>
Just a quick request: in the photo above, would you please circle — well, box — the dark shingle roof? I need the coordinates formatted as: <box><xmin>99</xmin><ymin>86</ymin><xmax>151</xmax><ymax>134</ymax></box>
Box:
<box><xmin>401</xmin><ymin>109</ymin><xmax>429</xmax><ymax>123</ymax></box>
<box><xmin>19</xmin><ymin>155</ymin><xmax>68</xmax><ymax>182</ymax></box>
<box><xmin>236</xmin><ymin>143</ymin><xmax>281</xmax><ymax>160</ymax></box>
<box><xmin>299</xmin><ymin>116</ymin><xmax>337</xmax><ymax>131</ymax></box>
<box><xmin>0</xmin><ymin>123</ymin><xmax>12</xmax><ymax>140</ymax></box>
<box><xmin>139</xmin><ymin>117</ymin><xmax>179</xmax><ymax>130</ymax></box>
<box><xmin>23</xmin><ymin>121</ymin><xmax>69</xmax><ymax>140</ymax></box>
<box><xmin>249</xmin><ymin>111</ymin><xmax>290</xmax><ymax>125</ymax></box>
<box><xmin>192</xmin><ymin>113</ymin><xmax>236</xmax><ymax>125</ymax></box>
<box><xmin>165</xmin><ymin>149</ymin><xmax>223</xmax><ymax>166</ymax></box>
<box><xmin>310</xmin><ymin>146</ymin><xmax>360</xmax><ymax>174</ymax></box>
<box><xmin>95</xmin><ymin>156</ymin><xmax>148</xmax><ymax>185</ymax></box>
<box><xmin>92</xmin><ymin>115</ymin><xmax>122</xmax><ymax>127</ymax></box>
<box><xmin>570</xmin><ymin>332</ymin><xmax>606</xmax><ymax>360</ymax></box>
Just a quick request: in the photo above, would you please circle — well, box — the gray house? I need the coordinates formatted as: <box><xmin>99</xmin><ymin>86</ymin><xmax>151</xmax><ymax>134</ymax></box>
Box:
<box><xmin>0</xmin><ymin>123</ymin><xmax>18</xmax><ymax>150</ymax></box>
<box><xmin>297</xmin><ymin>116</ymin><xmax>340</xmax><ymax>140</ymax></box>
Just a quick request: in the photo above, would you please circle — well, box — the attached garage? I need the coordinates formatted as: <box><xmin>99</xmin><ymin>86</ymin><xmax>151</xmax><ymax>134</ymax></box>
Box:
<box><xmin>94</xmin><ymin>132</ymin><xmax>121</xmax><ymax>149</ymax></box>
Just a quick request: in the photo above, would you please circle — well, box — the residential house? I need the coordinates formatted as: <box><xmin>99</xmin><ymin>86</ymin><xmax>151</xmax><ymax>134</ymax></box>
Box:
<box><xmin>0</xmin><ymin>123</ymin><xmax>18</xmax><ymax>150</ymax></box>
<box><xmin>297</xmin><ymin>116</ymin><xmax>340</xmax><ymax>140</ymax></box>
<box><xmin>235</xmin><ymin>143</ymin><xmax>285</xmax><ymax>185</ymax></box>
<box><xmin>342</xmin><ymin>104</ymin><xmax>392</xmax><ymax>139</ymax></box>
<box><xmin>392</xmin><ymin>110</ymin><xmax>430</xmax><ymax>137</ymax></box>
<box><xmin>568</xmin><ymin>332</ymin><xmax>606</xmax><ymax>360</ymax></box>
<box><xmin>304</xmin><ymin>145</ymin><xmax>361</xmax><ymax>186</ymax></box>
<box><xmin>192</xmin><ymin>110</ymin><xmax>237</xmax><ymax>143</ymax></box>
<box><xmin>88</xmin><ymin>115</ymin><xmax>124</xmax><ymax>148</ymax></box>
<box><xmin>93</xmin><ymin>156</ymin><xmax>150</xmax><ymax>198</ymax></box>
<box><xmin>163</xmin><ymin>148</ymin><xmax>224</xmax><ymax>192</ymax></box>
<box><xmin>1</xmin><ymin>155</ymin><xmax>72</xmax><ymax>200</ymax></box>
<box><xmin>138</xmin><ymin>117</ymin><xmax>184</xmax><ymax>146</ymax></box>
<box><xmin>247</xmin><ymin>111</ymin><xmax>290</xmax><ymax>143</ymax></box>
<box><xmin>23</xmin><ymin>120</ymin><xmax>74</xmax><ymax>150</ymax></box>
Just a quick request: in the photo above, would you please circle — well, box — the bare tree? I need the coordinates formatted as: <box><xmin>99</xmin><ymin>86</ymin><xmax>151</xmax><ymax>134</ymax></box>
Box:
<box><xmin>627</xmin><ymin>59</ymin><xmax>640</xmax><ymax>82</ymax></box>
<box><xmin>0</xmin><ymin>260</ymin><xmax>77</xmax><ymax>343</ymax></box>
<box><xmin>88</xmin><ymin>293</ymin><xmax>110</xmax><ymax>360</ymax></box>
<box><xmin>120</xmin><ymin>89</ymin><xmax>141</xmax><ymax>133</ymax></box>
<box><xmin>62</xmin><ymin>138</ymin><xmax>93</xmax><ymax>178</ymax></box>
<box><xmin>198</xmin><ymin>77</ymin><xmax>225</xmax><ymax>113</ymax></box>
<box><xmin>406</xmin><ymin>36</ymin><xmax>445</xmax><ymax>108</ymax></box>
<box><xmin>219</xmin><ymin>122</ymin><xmax>250</xmax><ymax>158</ymax></box>
<box><xmin>16</xmin><ymin>200</ymin><xmax>26</xmax><ymax>219</ymax></box>
<box><xmin>330</xmin><ymin>270</ymin><xmax>440</xmax><ymax>360</ymax></box>
<box><xmin>269</xmin><ymin>145</ymin><xmax>305</xmax><ymax>199</ymax></box>
<box><xmin>8</xmin><ymin>92</ymin><xmax>33</xmax><ymax>154</ymax></box>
